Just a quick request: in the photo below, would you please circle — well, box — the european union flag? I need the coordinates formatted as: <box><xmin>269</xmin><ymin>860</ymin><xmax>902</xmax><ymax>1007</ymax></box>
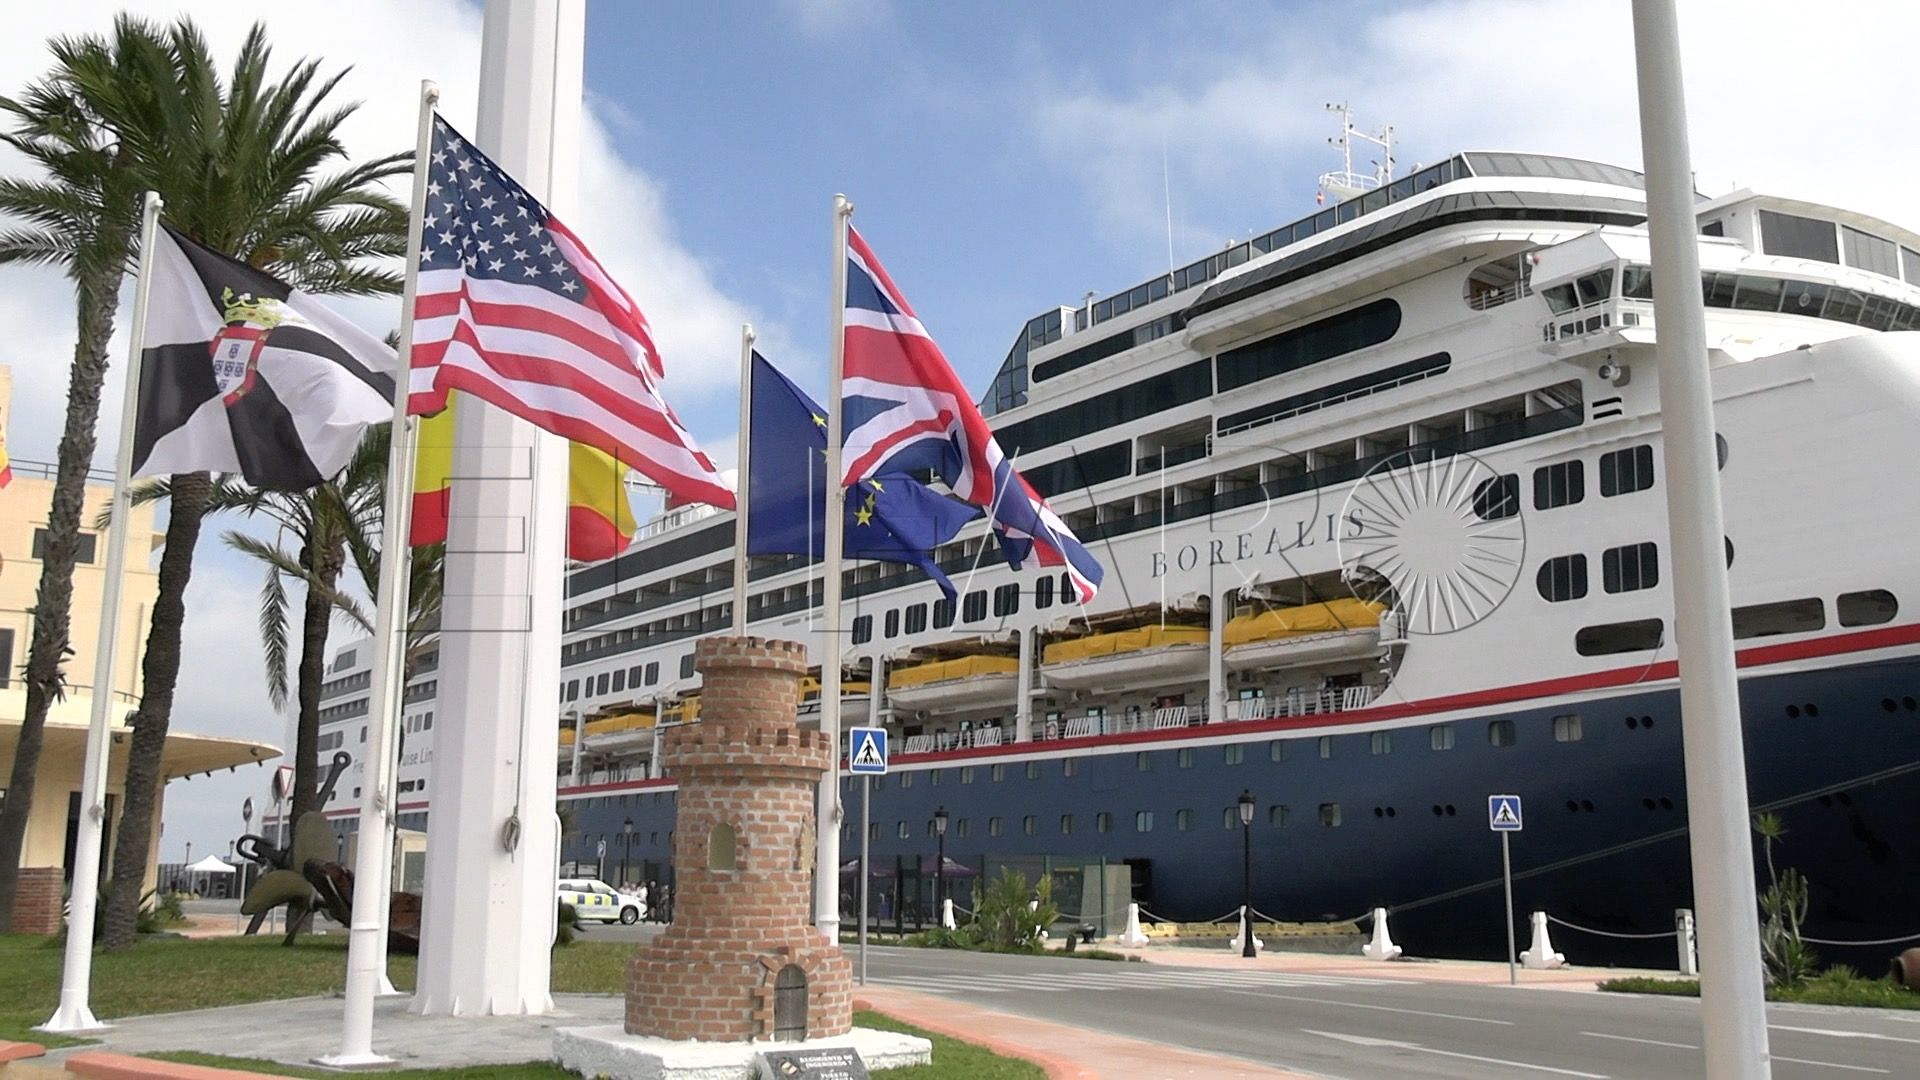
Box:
<box><xmin>746</xmin><ymin>352</ymin><xmax>979</xmax><ymax>596</ymax></box>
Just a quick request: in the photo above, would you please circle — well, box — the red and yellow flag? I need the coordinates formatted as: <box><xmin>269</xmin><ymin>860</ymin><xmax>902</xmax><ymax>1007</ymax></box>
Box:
<box><xmin>409</xmin><ymin>395</ymin><xmax>637</xmax><ymax>561</ymax></box>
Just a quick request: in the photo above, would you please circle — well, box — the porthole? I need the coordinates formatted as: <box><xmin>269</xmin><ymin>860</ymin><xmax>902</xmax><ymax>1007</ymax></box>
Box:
<box><xmin>1566</xmin><ymin>800</ymin><xmax>1579</xmax><ymax>813</ymax></box>
<box><xmin>1905</xmin><ymin>697</ymin><xmax>1918</xmax><ymax>711</ymax></box>
<box><xmin>1580</xmin><ymin>800</ymin><xmax>1595</xmax><ymax>812</ymax></box>
<box><xmin>1882</xmin><ymin>698</ymin><xmax>1898</xmax><ymax>713</ymax></box>
<box><xmin>1432</xmin><ymin>805</ymin><xmax>1445</xmax><ymax>817</ymax></box>
<box><xmin>1786</xmin><ymin>705</ymin><xmax>1802</xmax><ymax>719</ymax></box>
<box><xmin>1385</xmin><ymin>807</ymin><xmax>1397</xmax><ymax>818</ymax></box>
<box><xmin>1626</xmin><ymin>716</ymin><xmax>1639</xmax><ymax>729</ymax></box>
<box><xmin>1445</xmin><ymin>804</ymin><xmax>1457</xmax><ymax>816</ymax></box>
<box><xmin>1642</xmin><ymin>798</ymin><xmax>1657</xmax><ymax>810</ymax></box>
<box><xmin>1805</xmin><ymin>703</ymin><xmax>1820</xmax><ymax>718</ymax></box>
<box><xmin>1642</xmin><ymin>715</ymin><xmax>1655</xmax><ymax>728</ymax></box>
<box><xmin>1658</xmin><ymin>797</ymin><xmax>1674</xmax><ymax>810</ymax></box>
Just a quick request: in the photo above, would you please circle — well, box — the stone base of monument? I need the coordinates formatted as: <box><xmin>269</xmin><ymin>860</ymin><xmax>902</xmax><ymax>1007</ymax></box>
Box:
<box><xmin>552</xmin><ymin>1025</ymin><xmax>931</xmax><ymax>1080</ymax></box>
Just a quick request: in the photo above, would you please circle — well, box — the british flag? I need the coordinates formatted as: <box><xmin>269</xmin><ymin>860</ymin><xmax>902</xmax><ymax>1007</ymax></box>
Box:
<box><xmin>841</xmin><ymin>226</ymin><xmax>1103</xmax><ymax>604</ymax></box>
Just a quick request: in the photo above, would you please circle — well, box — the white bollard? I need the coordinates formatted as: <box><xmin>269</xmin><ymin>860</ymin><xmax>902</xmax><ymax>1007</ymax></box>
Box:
<box><xmin>1361</xmin><ymin>907</ymin><xmax>1402</xmax><ymax>961</ymax></box>
<box><xmin>1675</xmin><ymin>908</ymin><xmax>1699</xmax><ymax>976</ymax></box>
<box><xmin>1118</xmin><ymin>902</ymin><xmax>1150</xmax><ymax>948</ymax></box>
<box><xmin>1520</xmin><ymin>910</ymin><xmax>1567</xmax><ymax>969</ymax></box>
<box><xmin>941</xmin><ymin>897</ymin><xmax>956</xmax><ymax>931</ymax></box>
<box><xmin>1228</xmin><ymin>905</ymin><xmax>1265</xmax><ymax>953</ymax></box>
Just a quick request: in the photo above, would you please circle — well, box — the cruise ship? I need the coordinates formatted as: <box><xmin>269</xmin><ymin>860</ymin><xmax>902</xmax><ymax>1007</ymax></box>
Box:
<box><xmin>310</xmin><ymin>146</ymin><xmax>1920</xmax><ymax>965</ymax></box>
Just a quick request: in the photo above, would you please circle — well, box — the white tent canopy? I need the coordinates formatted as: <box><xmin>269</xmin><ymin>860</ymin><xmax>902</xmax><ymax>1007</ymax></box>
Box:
<box><xmin>186</xmin><ymin>854</ymin><xmax>236</xmax><ymax>874</ymax></box>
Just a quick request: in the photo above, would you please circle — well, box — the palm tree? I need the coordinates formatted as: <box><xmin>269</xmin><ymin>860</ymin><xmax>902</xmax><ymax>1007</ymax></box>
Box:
<box><xmin>0</xmin><ymin>16</ymin><xmax>154</xmax><ymax>929</ymax></box>
<box><xmin>82</xmin><ymin>17</ymin><xmax>408</xmax><ymax>948</ymax></box>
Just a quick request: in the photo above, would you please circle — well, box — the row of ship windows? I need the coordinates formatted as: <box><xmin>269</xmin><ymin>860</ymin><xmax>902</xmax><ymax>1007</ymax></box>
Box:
<box><xmin>851</xmin><ymin>573</ymin><xmax>1080</xmax><ymax>645</ymax></box>
<box><xmin>1570</xmin><ymin>586</ymin><xmax>1899</xmax><ymax>657</ymax></box>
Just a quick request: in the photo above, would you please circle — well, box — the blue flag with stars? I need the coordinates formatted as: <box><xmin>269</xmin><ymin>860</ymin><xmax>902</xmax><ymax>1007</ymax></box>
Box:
<box><xmin>746</xmin><ymin>352</ymin><xmax>979</xmax><ymax>597</ymax></box>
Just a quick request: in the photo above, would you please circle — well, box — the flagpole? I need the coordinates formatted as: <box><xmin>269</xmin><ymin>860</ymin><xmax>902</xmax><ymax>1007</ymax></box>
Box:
<box><xmin>38</xmin><ymin>190</ymin><xmax>163</xmax><ymax>1035</ymax></box>
<box><xmin>320</xmin><ymin>78</ymin><xmax>438</xmax><ymax>1069</ymax></box>
<box><xmin>731</xmin><ymin>323</ymin><xmax>755</xmax><ymax>635</ymax></box>
<box><xmin>815</xmin><ymin>194</ymin><xmax>853</xmax><ymax>942</ymax></box>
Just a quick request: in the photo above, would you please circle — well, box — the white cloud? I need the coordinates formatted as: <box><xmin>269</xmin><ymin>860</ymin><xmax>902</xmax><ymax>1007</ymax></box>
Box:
<box><xmin>1033</xmin><ymin>0</ymin><xmax>1920</xmax><ymax>257</ymax></box>
<box><xmin>776</xmin><ymin>0</ymin><xmax>893</xmax><ymax>40</ymax></box>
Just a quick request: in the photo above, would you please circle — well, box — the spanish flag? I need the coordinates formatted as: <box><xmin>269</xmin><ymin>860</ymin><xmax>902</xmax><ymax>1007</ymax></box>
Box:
<box><xmin>409</xmin><ymin>395</ymin><xmax>637</xmax><ymax>561</ymax></box>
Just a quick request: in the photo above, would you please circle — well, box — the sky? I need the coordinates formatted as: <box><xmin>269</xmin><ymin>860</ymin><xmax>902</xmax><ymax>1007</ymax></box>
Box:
<box><xmin>0</xmin><ymin>0</ymin><xmax>1915</xmax><ymax>864</ymax></box>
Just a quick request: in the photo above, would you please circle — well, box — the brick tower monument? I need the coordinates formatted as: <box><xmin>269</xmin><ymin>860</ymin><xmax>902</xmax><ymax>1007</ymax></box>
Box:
<box><xmin>625</xmin><ymin>636</ymin><xmax>852</xmax><ymax>1042</ymax></box>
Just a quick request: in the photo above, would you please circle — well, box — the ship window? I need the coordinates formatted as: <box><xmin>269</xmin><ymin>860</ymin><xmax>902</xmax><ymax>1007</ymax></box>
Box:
<box><xmin>645</xmin><ymin>662</ymin><xmax>659</xmax><ymax>685</ymax></box>
<box><xmin>1269</xmin><ymin>804</ymin><xmax>1290</xmax><ymax>828</ymax></box>
<box><xmin>1026</xmin><ymin>760</ymin><xmax>1040</xmax><ymax>779</ymax></box>
<box><xmin>1176</xmin><ymin>809</ymin><xmax>1193</xmax><ymax>831</ymax></box>
<box><xmin>1035</xmin><ymin>575</ymin><xmax>1055</xmax><ymax>609</ymax></box>
<box><xmin>1837</xmin><ymin>589</ymin><xmax>1898</xmax><ymax>628</ymax></box>
<box><xmin>1063</xmin><ymin>757</ymin><xmax>1079</xmax><ymax>777</ymax></box>
<box><xmin>961</xmin><ymin>766</ymin><xmax>974</xmax><ymax>784</ymax></box>
<box><xmin>868</xmin><ymin>822</ymin><xmax>879</xmax><ymax>841</ymax></box>
<box><xmin>1575</xmin><ymin>267</ymin><xmax>1614</xmax><ymax>306</ymax></box>
<box><xmin>1269</xmin><ymin>739</ymin><xmax>1288</xmax><ymax>761</ymax></box>
<box><xmin>1783</xmin><ymin>281</ymin><xmax>1827</xmax><ymax>315</ymax></box>
<box><xmin>962</xmin><ymin>591</ymin><xmax>987</xmax><ymax>623</ymax></box>
<box><xmin>1904</xmin><ymin>247</ymin><xmax>1920</xmax><ymax>284</ymax></box>
<box><xmin>1602</xmin><ymin>542</ymin><xmax>1659</xmax><ymax>593</ymax></box>
<box><xmin>1178</xmin><ymin>748</ymin><xmax>1193</xmax><ymax>769</ymax></box>
<box><xmin>1060</xmin><ymin>814</ymin><xmax>1074</xmax><ymax>835</ymax></box>
<box><xmin>1537</xmin><ymin>554</ymin><xmax>1589</xmax><ymax>602</ymax></box>
<box><xmin>1576</xmin><ymin>618</ymin><xmax>1666</xmax><ymax>656</ymax></box>
<box><xmin>1224</xmin><ymin>743</ymin><xmax>1244</xmax><ymax>765</ymax></box>
<box><xmin>1096</xmin><ymin>812</ymin><xmax>1112</xmax><ymax>833</ymax></box>
<box><xmin>1214</xmin><ymin>299</ymin><xmax>1402</xmax><ymax>393</ymax></box>
<box><xmin>565</xmin><ymin>680</ymin><xmax>579</xmax><ymax>702</ymax></box>
<box><xmin>1488</xmin><ymin>719</ymin><xmax>1517</xmax><ymax>747</ymax></box>
<box><xmin>1759</xmin><ymin>210</ymin><xmax>1839</xmax><ymax>264</ymax></box>
<box><xmin>1430</xmin><ymin>724</ymin><xmax>1455</xmax><ymax>751</ymax></box>
<box><xmin>1472</xmin><ymin>474</ymin><xmax>1520</xmax><ymax>521</ymax></box>
<box><xmin>1318</xmin><ymin>736</ymin><xmax>1333</xmax><ymax>759</ymax></box>
<box><xmin>680</xmin><ymin>654</ymin><xmax>696</xmax><ymax>679</ymax></box>
<box><xmin>1733</xmin><ymin>597</ymin><xmax>1826</xmax><ymax>639</ymax></box>
<box><xmin>1136</xmin><ymin>751</ymin><xmax>1151</xmax><ymax>771</ymax></box>
<box><xmin>1622</xmin><ymin>265</ymin><xmax>1654</xmax><ymax>299</ymax></box>
<box><xmin>1136</xmin><ymin>811</ymin><xmax>1154</xmax><ymax>833</ymax></box>
<box><xmin>993</xmin><ymin>583</ymin><xmax>1020</xmax><ymax>617</ymax></box>
<box><xmin>991</xmin><ymin>764</ymin><xmax>1005</xmax><ymax>782</ymax></box>
<box><xmin>1542</xmin><ymin>283</ymin><xmax>1579</xmax><ymax>314</ymax></box>
<box><xmin>956</xmin><ymin>818</ymin><xmax>970</xmax><ymax>838</ymax></box>
<box><xmin>596</xmin><ymin>673</ymin><xmax>610</xmax><ymax>694</ymax></box>
<box><xmin>1533</xmin><ymin>460</ymin><xmax>1584</xmax><ymax>510</ymax></box>
<box><xmin>1553</xmin><ymin>714</ymin><xmax>1584</xmax><ymax>742</ymax></box>
<box><xmin>884</xmin><ymin>609</ymin><xmax>900</xmax><ymax>638</ymax></box>
<box><xmin>1843</xmin><ymin>226</ymin><xmax>1900</xmax><ymax>278</ymax></box>
<box><xmin>612</xmin><ymin>669</ymin><xmax>626</xmax><ymax>692</ymax></box>
<box><xmin>1370</xmin><ymin>731</ymin><xmax>1392</xmax><ymax>755</ymax></box>
<box><xmin>904</xmin><ymin>604</ymin><xmax>927</xmax><ymax>634</ymax></box>
<box><xmin>851</xmin><ymin>616</ymin><xmax>872</xmax><ymax>645</ymax></box>
<box><xmin>1319</xmin><ymin>803</ymin><xmax>1342</xmax><ymax>827</ymax></box>
<box><xmin>898</xmin><ymin>821</ymin><xmax>911</xmax><ymax>840</ymax></box>
<box><xmin>1599</xmin><ymin>445</ymin><xmax>1655</xmax><ymax>496</ymax></box>
<box><xmin>988</xmin><ymin>817</ymin><xmax>1002</xmax><ymax>837</ymax></box>
<box><xmin>1060</xmin><ymin>572</ymin><xmax>1074</xmax><ymax>604</ymax></box>
<box><xmin>933</xmin><ymin>597</ymin><xmax>956</xmax><ymax>629</ymax></box>
<box><xmin>1222</xmin><ymin>807</ymin><xmax>1239</xmax><ymax>830</ymax></box>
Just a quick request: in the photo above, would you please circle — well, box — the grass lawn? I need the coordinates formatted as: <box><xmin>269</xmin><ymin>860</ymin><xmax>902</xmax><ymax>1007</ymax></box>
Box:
<box><xmin>1599</xmin><ymin>973</ymin><xmax>1920</xmax><ymax>1010</ymax></box>
<box><xmin>3</xmin><ymin>935</ymin><xmax>1044</xmax><ymax>1078</ymax></box>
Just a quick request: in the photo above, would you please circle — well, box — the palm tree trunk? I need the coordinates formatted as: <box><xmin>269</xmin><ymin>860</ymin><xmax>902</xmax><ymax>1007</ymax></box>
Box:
<box><xmin>0</xmin><ymin>260</ymin><xmax>122</xmax><ymax>930</ymax></box>
<box><xmin>289</xmin><ymin>541</ymin><xmax>345</xmax><ymax>821</ymax></box>
<box><xmin>102</xmin><ymin>473</ymin><xmax>211</xmax><ymax>950</ymax></box>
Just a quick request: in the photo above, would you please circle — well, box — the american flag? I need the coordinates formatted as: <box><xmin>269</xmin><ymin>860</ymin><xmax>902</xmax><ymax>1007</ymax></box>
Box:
<box><xmin>408</xmin><ymin>115</ymin><xmax>734</xmax><ymax>510</ymax></box>
<box><xmin>840</xmin><ymin>226</ymin><xmax>1103</xmax><ymax>603</ymax></box>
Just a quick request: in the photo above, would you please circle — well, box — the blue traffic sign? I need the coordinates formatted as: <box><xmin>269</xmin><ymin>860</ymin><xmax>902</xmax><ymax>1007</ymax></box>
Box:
<box><xmin>849</xmin><ymin>726</ymin><xmax>889</xmax><ymax>775</ymax></box>
<box><xmin>1488</xmin><ymin>794</ymin><xmax>1523</xmax><ymax>832</ymax></box>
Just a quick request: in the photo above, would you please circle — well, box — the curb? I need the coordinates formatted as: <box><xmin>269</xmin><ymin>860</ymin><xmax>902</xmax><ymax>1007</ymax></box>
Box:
<box><xmin>0</xmin><ymin>1041</ymin><xmax>47</xmax><ymax>1064</ymax></box>
<box><xmin>62</xmin><ymin>1051</ymin><xmax>289</xmax><ymax>1080</ymax></box>
<box><xmin>854</xmin><ymin>996</ymin><xmax>1098</xmax><ymax>1080</ymax></box>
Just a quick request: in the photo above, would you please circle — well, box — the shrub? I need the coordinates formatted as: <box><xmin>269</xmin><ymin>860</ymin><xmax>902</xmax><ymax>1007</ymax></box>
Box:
<box><xmin>902</xmin><ymin>925</ymin><xmax>983</xmax><ymax>950</ymax></box>
<box><xmin>555</xmin><ymin>901</ymin><xmax>585</xmax><ymax>947</ymax></box>
<box><xmin>973</xmin><ymin>869</ymin><xmax>1059</xmax><ymax>952</ymax></box>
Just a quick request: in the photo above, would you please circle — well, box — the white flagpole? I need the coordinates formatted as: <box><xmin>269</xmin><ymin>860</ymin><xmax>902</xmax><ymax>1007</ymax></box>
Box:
<box><xmin>815</xmin><ymin>194</ymin><xmax>853</xmax><ymax>941</ymax></box>
<box><xmin>39</xmin><ymin>190</ymin><xmax>163</xmax><ymax>1035</ymax></box>
<box><xmin>370</xmin><ymin>612</ymin><xmax>408</xmax><ymax>997</ymax></box>
<box><xmin>731</xmin><ymin>323</ymin><xmax>755</xmax><ymax>635</ymax></box>
<box><xmin>320</xmin><ymin>78</ymin><xmax>438</xmax><ymax>1069</ymax></box>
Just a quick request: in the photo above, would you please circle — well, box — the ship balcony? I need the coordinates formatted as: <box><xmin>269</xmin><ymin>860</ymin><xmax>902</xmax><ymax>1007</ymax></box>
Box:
<box><xmin>901</xmin><ymin>724</ymin><xmax>1007</xmax><ymax>755</ymax></box>
<box><xmin>1221</xmin><ymin>685</ymin><xmax>1377</xmax><ymax>721</ymax></box>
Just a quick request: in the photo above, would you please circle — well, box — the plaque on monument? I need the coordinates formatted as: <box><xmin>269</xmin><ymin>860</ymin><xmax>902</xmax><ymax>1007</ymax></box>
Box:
<box><xmin>754</xmin><ymin>1047</ymin><xmax>870</xmax><ymax>1080</ymax></box>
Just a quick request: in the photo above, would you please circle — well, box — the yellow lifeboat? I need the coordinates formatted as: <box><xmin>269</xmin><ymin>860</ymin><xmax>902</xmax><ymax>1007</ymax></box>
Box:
<box><xmin>886</xmin><ymin>655</ymin><xmax>1020</xmax><ymax>712</ymax></box>
<box><xmin>1040</xmin><ymin>625</ymin><xmax>1208</xmax><ymax>692</ymax></box>
<box><xmin>1222</xmin><ymin>598</ymin><xmax>1388</xmax><ymax>671</ymax></box>
<box><xmin>578</xmin><ymin>709</ymin><xmax>657</xmax><ymax>753</ymax></box>
<box><xmin>797</xmin><ymin>677</ymin><xmax>874</xmax><ymax>724</ymax></box>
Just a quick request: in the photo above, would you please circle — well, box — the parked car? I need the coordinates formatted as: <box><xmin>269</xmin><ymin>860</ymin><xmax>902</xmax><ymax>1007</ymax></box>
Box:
<box><xmin>557</xmin><ymin>877</ymin><xmax>644</xmax><ymax>924</ymax></box>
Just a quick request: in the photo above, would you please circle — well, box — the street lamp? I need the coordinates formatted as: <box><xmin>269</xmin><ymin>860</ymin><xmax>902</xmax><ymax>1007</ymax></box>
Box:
<box><xmin>622</xmin><ymin>817</ymin><xmax>633</xmax><ymax>887</ymax></box>
<box><xmin>932</xmin><ymin>806</ymin><xmax>949</xmax><ymax>920</ymax></box>
<box><xmin>1238</xmin><ymin>790</ymin><xmax>1257</xmax><ymax>958</ymax></box>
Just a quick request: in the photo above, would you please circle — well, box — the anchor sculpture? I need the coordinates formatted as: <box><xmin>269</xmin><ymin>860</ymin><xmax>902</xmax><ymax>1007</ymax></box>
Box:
<box><xmin>234</xmin><ymin>751</ymin><xmax>423</xmax><ymax>951</ymax></box>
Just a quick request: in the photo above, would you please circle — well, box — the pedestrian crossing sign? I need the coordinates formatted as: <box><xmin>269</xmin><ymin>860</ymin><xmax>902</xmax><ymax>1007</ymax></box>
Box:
<box><xmin>1488</xmin><ymin>794</ymin><xmax>1523</xmax><ymax>832</ymax></box>
<box><xmin>849</xmin><ymin>726</ymin><xmax>888</xmax><ymax>774</ymax></box>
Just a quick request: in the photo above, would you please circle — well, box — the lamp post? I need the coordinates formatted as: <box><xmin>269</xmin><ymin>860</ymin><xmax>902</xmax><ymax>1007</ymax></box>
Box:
<box><xmin>1238</xmin><ymin>790</ymin><xmax>1257</xmax><ymax>958</ymax></box>
<box><xmin>932</xmin><ymin>806</ymin><xmax>949</xmax><ymax>920</ymax></box>
<box><xmin>622</xmin><ymin>818</ymin><xmax>633</xmax><ymax>887</ymax></box>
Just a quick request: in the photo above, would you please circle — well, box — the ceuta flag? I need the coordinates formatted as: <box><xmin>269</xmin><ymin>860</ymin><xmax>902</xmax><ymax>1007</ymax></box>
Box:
<box><xmin>411</xmin><ymin>393</ymin><xmax>637</xmax><ymax>562</ymax></box>
<box><xmin>132</xmin><ymin>226</ymin><xmax>394</xmax><ymax>489</ymax></box>
<box><xmin>407</xmin><ymin>115</ymin><xmax>733</xmax><ymax>511</ymax></box>
<box><xmin>840</xmin><ymin>227</ymin><xmax>1103</xmax><ymax>603</ymax></box>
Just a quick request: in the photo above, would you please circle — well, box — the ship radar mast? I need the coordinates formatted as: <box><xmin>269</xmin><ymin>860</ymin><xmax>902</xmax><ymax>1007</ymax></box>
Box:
<box><xmin>1317</xmin><ymin>103</ymin><xmax>1396</xmax><ymax>203</ymax></box>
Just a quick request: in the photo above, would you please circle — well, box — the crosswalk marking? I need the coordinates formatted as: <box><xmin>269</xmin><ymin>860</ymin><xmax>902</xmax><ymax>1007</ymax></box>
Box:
<box><xmin>874</xmin><ymin>967</ymin><xmax>1382</xmax><ymax>995</ymax></box>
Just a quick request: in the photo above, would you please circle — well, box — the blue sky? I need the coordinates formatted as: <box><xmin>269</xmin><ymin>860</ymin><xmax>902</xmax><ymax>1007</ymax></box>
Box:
<box><xmin>2</xmin><ymin>0</ymin><xmax>1916</xmax><ymax>863</ymax></box>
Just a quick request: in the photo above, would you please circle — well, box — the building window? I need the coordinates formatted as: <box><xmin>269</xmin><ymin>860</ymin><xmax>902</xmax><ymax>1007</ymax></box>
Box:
<box><xmin>1533</xmin><ymin>460</ymin><xmax>1585</xmax><ymax>510</ymax></box>
<box><xmin>1060</xmin><ymin>814</ymin><xmax>1074</xmax><ymax>835</ymax></box>
<box><xmin>992</xmin><ymin>583</ymin><xmax>1020</xmax><ymax>618</ymax></box>
<box><xmin>1269</xmin><ymin>804</ymin><xmax>1290</xmax><ymax>828</ymax></box>
<box><xmin>1319</xmin><ymin>803</ymin><xmax>1342</xmax><ymax>827</ymax></box>
<box><xmin>1472</xmin><ymin>474</ymin><xmax>1520</xmax><ymax>520</ymax></box>
<box><xmin>1553</xmin><ymin>714</ymin><xmax>1584</xmax><ymax>742</ymax></box>
<box><xmin>1488</xmin><ymin>719</ymin><xmax>1517</xmax><ymax>747</ymax></box>
<box><xmin>1224</xmin><ymin>743</ymin><xmax>1244</xmax><ymax>765</ymax></box>
<box><xmin>932</xmin><ymin>597</ymin><xmax>955</xmax><ymax>629</ymax></box>
<box><xmin>32</xmin><ymin>528</ymin><xmax>98</xmax><ymax>564</ymax></box>
<box><xmin>1599</xmin><ymin>445</ymin><xmax>1655</xmax><ymax>497</ymax></box>
<box><xmin>904</xmin><ymin>604</ymin><xmax>928</xmax><ymax>634</ymax></box>
<box><xmin>1537</xmin><ymin>554</ymin><xmax>1589</xmax><ymax>602</ymax></box>
<box><xmin>988</xmin><ymin>816</ymin><xmax>1003</xmax><ymax>837</ymax></box>
<box><xmin>1602</xmin><ymin>542</ymin><xmax>1659</xmax><ymax>593</ymax></box>
<box><xmin>1176</xmin><ymin>809</ymin><xmax>1192</xmax><ymax>831</ymax></box>
<box><xmin>1177</xmin><ymin>748</ymin><xmax>1193</xmax><ymax>769</ymax></box>
<box><xmin>1430</xmin><ymin>724</ymin><xmax>1455</xmax><ymax>751</ymax></box>
<box><xmin>851</xmin><ymin>615</ymin><xmax>873</xmax><ymax>645</ymax></box>
<box><xmin>1318</xmin><ymin>736</ymin><xmax>1333</xmax><ymax>759</ymax></box>
<box><xmin>962</xmin><ymin>591</ymin><xmax>987</xmax><ymax>623</ymax></box>
<box><xmin>883</xmin><ymin>609</ymin><xmax>900</xmax><ymax>639</ymax></box>
<box><xmin>1837</xmin><ymin>589</ymin><xmax>1898</xmax><ymax>628</ymax></box>
<box><xmin>1370</xmin><ymin>731</ymin><xmax>1391</xmax><ymax>755</ymax></box>
<box><xmin>1096</xmin><ymin>812</ymin><xmax>1112</xmax><ymax>834</ymax></box>
<box><xmin>1135</xmin><ymin>811</ymin><xmax>1154</xmax><ymax>833</ymax></box>
<box><xmin>1577</xmin><ymin>618</ymin><xmax>1666</xmax><ymax>656</ymax></box>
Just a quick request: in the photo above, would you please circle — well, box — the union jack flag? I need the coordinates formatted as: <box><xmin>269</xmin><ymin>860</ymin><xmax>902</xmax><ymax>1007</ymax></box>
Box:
<box><xmin>841</xmin><ymin>226</ymin><xmax>1103</xmax><ymax>603</ymax></box>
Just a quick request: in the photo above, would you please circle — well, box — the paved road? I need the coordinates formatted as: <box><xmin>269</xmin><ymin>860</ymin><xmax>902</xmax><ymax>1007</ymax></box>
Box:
<box><xmin>857</xmin><ymin>945</ymin><xmax>1918</xmax><ymax>1079</ymax></box>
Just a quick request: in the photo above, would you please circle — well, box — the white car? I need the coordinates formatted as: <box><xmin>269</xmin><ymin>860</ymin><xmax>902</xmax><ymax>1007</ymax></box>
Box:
<box><xmin>557</xmin><ymin>877</ymin><xmax>644</xmax><ymax>925</ymax></box>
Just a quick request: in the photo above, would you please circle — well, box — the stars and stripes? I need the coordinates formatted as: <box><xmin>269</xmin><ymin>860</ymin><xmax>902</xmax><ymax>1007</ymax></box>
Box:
<box><xmin>407</xmin><ymin>115</ymin><xmax>733</xmax><ymax>510</ymax></box>
<box><xmin>840</xmin><ymin>226</ymin><xmax>1103</xmax><ymax>603</ymax></box>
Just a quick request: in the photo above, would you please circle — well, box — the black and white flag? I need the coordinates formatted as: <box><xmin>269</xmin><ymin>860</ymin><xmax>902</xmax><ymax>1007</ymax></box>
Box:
<box><xmin>133</xmin><ymin>225</ymin><xmax>396</xmax><ymax>490</ymax></box>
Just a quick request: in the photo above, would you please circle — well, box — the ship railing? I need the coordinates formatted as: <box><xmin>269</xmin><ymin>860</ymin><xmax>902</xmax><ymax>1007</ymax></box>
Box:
<box><xmin>902</xmin><ymin>734</ymin><xmax>936</xmax><ymax>754</ymax></box>
<box><xmin>1467</xmin><ymin>279</ymin><xmax>1535</xmax><ymax>311</ymax></box>
<box><xmin>1151</xmin><ymin>706</ymin><xmax>1190</xmax><ymax>730</ymax></box>
<box><xmin>974</xmin><ymin>726</ymin><xmax>1004</xmax><ymax>748</ymax></box>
